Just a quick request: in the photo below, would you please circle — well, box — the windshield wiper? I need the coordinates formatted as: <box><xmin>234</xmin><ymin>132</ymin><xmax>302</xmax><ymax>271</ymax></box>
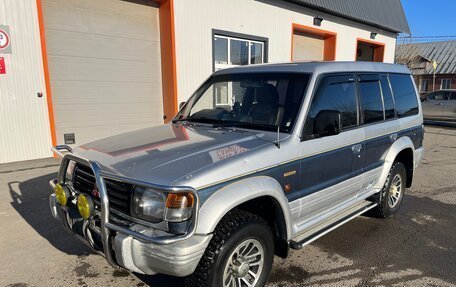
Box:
<box><xmin>219</xmin><ymin>121</ymin><xmax>279</xmax><ymax>132</ymax></box>
<box><xmin>173</xmin><ymin>117</ymin><xmax>227</xmax><ymax>125</ymax></box>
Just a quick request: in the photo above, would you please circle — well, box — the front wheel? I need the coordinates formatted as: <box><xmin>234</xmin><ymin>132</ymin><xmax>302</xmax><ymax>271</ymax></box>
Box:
<box><xmin>186</xmin><ymin>209</ymin><xmax>274</xmax><ymax>287</ymax></box>
<box><xmin>368</xmin><ymin>161</ymin><xmax>407</xmax><ymax>218</ymax></box>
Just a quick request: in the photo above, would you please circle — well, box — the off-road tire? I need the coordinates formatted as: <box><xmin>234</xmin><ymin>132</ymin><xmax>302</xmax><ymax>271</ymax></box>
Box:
<box><xmin>368</xmin><ymin>161</ymin><xmax>407</xmax><ymax>218</ymax></box>
<box><xmin>185</xmin><ymin>209</ymin><xmax>274</xmax><ymax>287</ymax></box>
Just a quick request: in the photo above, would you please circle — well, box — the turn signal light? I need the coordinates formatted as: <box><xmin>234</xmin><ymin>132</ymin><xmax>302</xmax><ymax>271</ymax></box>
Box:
<box><xmin>166</xmin><ymin>193</ymin><xmax>194</xmax><ymax>209</ymax></box>
<box><xmin>55</xmin><ymin>183</ymin><xmax>69</xmax><ymax>206</ymax></box>
<box><xmin>164</xmin><ymin>192</ymin><xmax>195</xmax><ymax>222</ymax></box>
<box><xmin>77</xmin><ymin>194</ymin><xmax>94</xmax><ymax>219</ymax></box>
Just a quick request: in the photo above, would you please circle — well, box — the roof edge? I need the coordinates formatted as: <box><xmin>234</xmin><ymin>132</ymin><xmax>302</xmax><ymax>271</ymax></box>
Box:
<box><xmin>283</xmin><ymin>0</ymin><xmax>411</xmax><ymax>34</ymax></box>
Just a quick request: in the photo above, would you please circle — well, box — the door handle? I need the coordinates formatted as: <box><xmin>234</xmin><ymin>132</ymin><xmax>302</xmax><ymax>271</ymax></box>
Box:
<box><xmin>435</xmin><ymin>102</ymin><xmax>443</xmax><ymax>105</ymax></box>
<box><xmin>351</xmin><ymin>144</ymin><xmax>362</xmax><ymax>155</ymax></box>
<box><xmin>390</xmin><ymin>133</ymin><xmax>398</xmax><ymax>142</ymax></box>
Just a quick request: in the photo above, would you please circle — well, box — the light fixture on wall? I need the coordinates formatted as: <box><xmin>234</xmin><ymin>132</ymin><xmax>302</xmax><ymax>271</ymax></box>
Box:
<box><xmin>313</xmin><ymin>17</ymin><xmax>323</xmax><ymax>27</ymax></box>
<box><xmin>370</xmin><ymin>32</ymin><xmax>377</xmax><ymax>40</ymax></box>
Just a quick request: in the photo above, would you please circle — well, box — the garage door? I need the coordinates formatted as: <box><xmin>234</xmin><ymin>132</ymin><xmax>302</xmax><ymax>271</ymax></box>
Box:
<box><xmin>292</xmin><ymin>32</ymin><xmax>324</xmax><ymax>61</ymax></box>
<box><xmin>42</xmin><ymin>0</ymin><xmax>163</xmax><ymax>146</ymax></box>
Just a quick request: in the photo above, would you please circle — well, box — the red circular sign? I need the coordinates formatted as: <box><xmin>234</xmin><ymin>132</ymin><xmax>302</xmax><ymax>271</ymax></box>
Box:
<box><xmin>0</xmin><ymin>29</ymin><xmax>10</xmax><ymax>49</ymax></box>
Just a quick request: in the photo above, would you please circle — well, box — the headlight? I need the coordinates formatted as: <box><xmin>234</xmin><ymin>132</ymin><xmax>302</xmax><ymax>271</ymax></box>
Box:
<box><xmin>131</xmin><ymin>187</ymin><xmax>195</xmax><ymax>223</ymax></box>
<box><xmin>131</xmin><ymin>187</ymin><xmax>166</xmax><ymax>223</ymax></box>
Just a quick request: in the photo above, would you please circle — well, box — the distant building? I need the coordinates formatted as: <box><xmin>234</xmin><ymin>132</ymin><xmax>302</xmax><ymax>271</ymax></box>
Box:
<box><xmin>396</xmin><ymin>41</ymin><xmax>456</xmax><ymax>95</ymax></box>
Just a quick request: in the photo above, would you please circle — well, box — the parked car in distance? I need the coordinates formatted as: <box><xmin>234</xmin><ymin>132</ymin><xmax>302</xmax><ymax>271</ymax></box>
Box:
<box><xmin>49</xmin><ymin>62</ymin><xmax>424</xmax><ymax>287</ymax></box>
<box><xmin>421</xmin><ymin>89</ymin><xmax>456</xmax><ymax>122</ymax></box>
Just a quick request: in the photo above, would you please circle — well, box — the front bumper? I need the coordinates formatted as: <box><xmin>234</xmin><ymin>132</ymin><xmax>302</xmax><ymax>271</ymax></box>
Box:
<box><xmin>48</xmin><ymin>152</ymin><xmax>210</xmax><ymax>277</ymax></box>
<box><xmin>49</xmin><ymin>192</ymin><xmax>211</xmax><ymax>276</ymax></box>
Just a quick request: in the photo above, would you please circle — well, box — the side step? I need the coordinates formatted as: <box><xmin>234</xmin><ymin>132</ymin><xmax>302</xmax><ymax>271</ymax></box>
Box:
<box><xmin>290</xmin><ymin>201</ymin><xmax>377</xmax><ymax>250</ymax></box>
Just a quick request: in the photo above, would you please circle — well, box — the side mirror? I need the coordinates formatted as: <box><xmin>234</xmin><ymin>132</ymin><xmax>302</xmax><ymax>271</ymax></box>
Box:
<box><xmin>179</xmin><ymin>101</ymin><xmax>186</xmax><ymax>110</ymax></box>
<box><xmin>314</xmin><ymin>110</ymin><xmax>342</xmax><ymax>137</ymax></box>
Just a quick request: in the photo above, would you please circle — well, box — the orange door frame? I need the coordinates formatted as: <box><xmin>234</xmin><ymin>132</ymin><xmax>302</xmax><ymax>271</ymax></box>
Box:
<box><xmin>36</xmin><ymin>0</ymin><xmax>57</xmax><ymax>150</ymax></box>
<box><xmin>356</xmin><ymin>38</ymin><xmax>385</xmax><ymax>62</ymax></box>
<box><xmin>157</xmin><ymin>0</ymin><xmax>178</xmax><ymax>123</ymax></box>
<box><xmin>291</xmin><ymin>23</ymin><xmax>337</xmax><ymax>61</ymax></box>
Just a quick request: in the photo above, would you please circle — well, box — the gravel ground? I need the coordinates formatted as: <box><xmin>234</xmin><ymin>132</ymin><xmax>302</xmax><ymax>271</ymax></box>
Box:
<box><xmin>0</xmin><ymin>125</ymin><xmax>455</xmax><ymax>287</ymax></box>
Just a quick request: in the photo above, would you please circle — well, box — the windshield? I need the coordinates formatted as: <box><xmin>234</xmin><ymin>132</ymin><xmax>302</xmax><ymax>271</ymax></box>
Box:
<box><xmin>174</xmin><ymin>73</ymin><xmax>310</xmax><ymax>133</ymax></box>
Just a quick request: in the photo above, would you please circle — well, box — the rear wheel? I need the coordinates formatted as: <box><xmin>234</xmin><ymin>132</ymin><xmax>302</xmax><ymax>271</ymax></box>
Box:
<box><xmin>186</xmin><ymin>209</ymin><xmax>274</xmax><ymax>287</ymax></box>
<box><xmin>368</xmin><ymin>161</ymin><xmax>407</xmax><ymax>218</ymax></box>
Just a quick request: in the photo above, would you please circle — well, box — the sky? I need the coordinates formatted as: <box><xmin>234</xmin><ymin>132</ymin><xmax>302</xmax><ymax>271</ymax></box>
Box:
<box><xmin>401</xmin><ymin>0</ymin><xmax>456</xmax><ymax>39</ymax></box>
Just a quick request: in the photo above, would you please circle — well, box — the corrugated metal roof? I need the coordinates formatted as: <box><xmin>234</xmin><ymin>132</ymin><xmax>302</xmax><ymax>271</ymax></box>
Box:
<box><xmin>284</xmin><ymin>0</ymin><xmax>410</xmax><ymax>34</ymax></box>
<box><xmin>396</xmin><ymin>41</ymin><xmax>456</xmax><ymax>75</ymax></box>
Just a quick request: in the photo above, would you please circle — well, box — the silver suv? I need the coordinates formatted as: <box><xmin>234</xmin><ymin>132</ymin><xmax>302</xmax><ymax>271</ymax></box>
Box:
<box><xmin>49</xmin><ymin>62</ymin><xmax>424</xmax><ymax>287</ymax></box>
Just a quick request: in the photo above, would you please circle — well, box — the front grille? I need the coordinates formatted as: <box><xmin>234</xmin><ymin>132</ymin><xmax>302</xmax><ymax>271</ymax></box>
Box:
<box><xmin>72</xmin><ymin>163</ymin><xmax>134</xmax><ymax>215</ymax></box>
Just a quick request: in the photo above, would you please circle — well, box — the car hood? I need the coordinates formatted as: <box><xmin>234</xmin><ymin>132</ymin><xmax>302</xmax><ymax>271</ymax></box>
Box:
<box><xmin>74</xmin><ymin>123</ymin><xmax>283</xmax><ymax>187</ymax></box>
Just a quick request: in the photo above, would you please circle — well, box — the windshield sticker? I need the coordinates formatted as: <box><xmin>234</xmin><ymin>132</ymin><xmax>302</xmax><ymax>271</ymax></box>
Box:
<box><xmin>209</xmin><ymin>145</ymin><xmax>248</xmax><ymax>162</ymax></box>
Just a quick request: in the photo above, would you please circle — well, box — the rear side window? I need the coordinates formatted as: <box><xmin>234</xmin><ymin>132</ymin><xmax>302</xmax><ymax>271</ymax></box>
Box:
<box><xmin>358</xmin><ymin>74</ymin><xmax>384</xmax><ymax>124</ymax></box>
<box><xmin>303</xmin><ymin>74</ymin><xmax>358</xmax><ymax>138</ymax></box>
<box><xmin>450</xmin><ymin>92</ymin><xmax>456</xmax><ymax>100</ymax></box>
<box><xmin>389</xmin><ymin>74</ymin><xmax>419</xmax><ymax>117</ymax></box>
<box><xmin>380</xmin><ymin>75</ymin><xmax>395</xmax><ymax>119</ymax></box>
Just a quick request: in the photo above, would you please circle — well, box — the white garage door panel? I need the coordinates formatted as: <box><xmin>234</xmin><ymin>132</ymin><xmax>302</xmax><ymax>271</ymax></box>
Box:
<box><xmin>51</xmin><ymin>82</ymin><xmax>162</xmax><ymax>105</ymax></box>
<box><xmin>47</xmin><ymin>55</ymin><xmax>162</xmax><ymax>82</ymax></box>
<box><xmin>43</xmin><ymin>0</ymin><xmax>159</xmax><ymax>40</ymax></box>
<box><xmin>292</xmin><ymin>33</ymin><xmax>324</xmax><ymax>62</ymax></box>
<box><xmin>43</xmin><ymin>0</ymin><xmax>163</xmax><ymax>146</ymax></box>
<box><xmin>45</xmin><ymin>30</ymin><xmax>162</xmax><ymax>62</ymax></box>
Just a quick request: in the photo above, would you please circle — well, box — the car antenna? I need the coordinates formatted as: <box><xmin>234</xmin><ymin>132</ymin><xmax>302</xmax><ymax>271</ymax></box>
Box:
<box><xmin>275</xmin><ymin>125</ymin><xmax>281</xmax><ymax>149</ymax></box>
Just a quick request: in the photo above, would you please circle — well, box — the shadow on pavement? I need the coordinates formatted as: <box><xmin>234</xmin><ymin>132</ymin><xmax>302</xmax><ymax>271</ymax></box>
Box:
<box><xmin>135</xmin><ymin>273</ymin><xmax>184</xmax><ymax>287</ymax></box>
<box><xmin>271</xmin><ymin>192</ymin><xmax>456</xmax><ymax>286</ymax></box>
<box><xmin>8</xmin><ymin>172</ymin><xmax>184</xmax><ymax>286</ymax></box>
<box><xmin>8</xmin><ymin>172</ymin><xmax>93</xmax><ymax>256</ymax></box>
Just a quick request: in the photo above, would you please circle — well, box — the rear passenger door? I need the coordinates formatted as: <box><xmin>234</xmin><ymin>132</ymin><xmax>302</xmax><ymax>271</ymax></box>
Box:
<box><xmin>358</xmin><ymin>74</ymin><xmax>399</xmax><ymax>195</ymax></box>
<box><xmin>298</xmin><ymin>74</ymin><xmax>365</xmax><ymax>221</ymax></box>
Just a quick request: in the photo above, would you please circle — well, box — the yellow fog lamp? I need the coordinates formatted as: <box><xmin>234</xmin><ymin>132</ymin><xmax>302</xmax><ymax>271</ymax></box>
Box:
<box><xmin>55</xmin><ymin>183</ymin><xmax>70</xmax><ymax>206</ymax></box>
<box><xmin>77</xmin><ymin>194</ymin><xmax>94</xmax><ymax>219</ymax></box>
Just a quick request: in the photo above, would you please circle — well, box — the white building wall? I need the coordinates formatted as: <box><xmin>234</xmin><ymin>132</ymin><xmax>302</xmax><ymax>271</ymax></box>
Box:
<box><xmin>173</xmin><ymin>0</ymin><xmax>398</xmax><ymax>103</ymax></box>
<box><xmin>0</xmin><ymin>0</ymin><xmax>53</xmax><ymax>163</ymax></box>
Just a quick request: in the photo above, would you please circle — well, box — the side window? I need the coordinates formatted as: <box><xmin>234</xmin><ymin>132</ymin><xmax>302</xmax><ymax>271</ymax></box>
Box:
<box><xmin>427</xmin><ymin>91</ymin><xmax>448</xmax><ymax>101</ymax></box>
<box><xmin>303</xmin><ymin>74</ymin><xmax>358</xmax><ymax>138</ymax></box>
<box><xmin>450</xmin><ymin>92</ymin><xmax>456</xmax><ymax>100</ymax></box>
<box><xmin>389</xmin><ymin>74</ymin><xmax>419</xmax><ymax>118</ymax></box>
<box><xmin>358</xmin><ymin>74</ymin><xmax>384</xmax><ymax>124</ymax></box>
<box><xmin>380</xmin><ymin>75</ymin><xmax>395</xmax><ymax>119</ymax></box>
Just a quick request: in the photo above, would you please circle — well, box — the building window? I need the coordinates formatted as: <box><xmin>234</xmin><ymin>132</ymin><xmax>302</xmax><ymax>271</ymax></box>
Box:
<box><xmin>441</xmin><ymin>79</ymin><xmax>452</xmax><ymax>90</ymax></box>
<box><xmin>212</xmin><ymin>30</ymin><xmax>268</xmax><ymax>106</ymax></box>
<box><xmin>420</xmin><ymin>79</ymin><xmax>429</xmax><ymax>92</ymax></box>
<box><xmin>213</xmin><ymin>34</ymin><xmax>266</xmax><ymax>71</ymax></box>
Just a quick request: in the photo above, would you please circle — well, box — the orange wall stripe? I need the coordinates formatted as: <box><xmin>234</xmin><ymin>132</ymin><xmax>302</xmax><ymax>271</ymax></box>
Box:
<box><xmin>158</xmin><ymin>0</ymin><xmax>178</xmax><ymax>123</ymax></box>
<box><xmin>36</xmin><ymin>0</ymin><xmax>57</xmax><ymax>150</ymax></box>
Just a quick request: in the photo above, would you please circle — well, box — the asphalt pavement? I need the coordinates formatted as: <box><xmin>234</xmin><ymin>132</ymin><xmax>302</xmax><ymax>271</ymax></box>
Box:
<box><xmin>0</xmin><ymin>125</ymin><xmax>455</xmax><ymax>287</ymax></box>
